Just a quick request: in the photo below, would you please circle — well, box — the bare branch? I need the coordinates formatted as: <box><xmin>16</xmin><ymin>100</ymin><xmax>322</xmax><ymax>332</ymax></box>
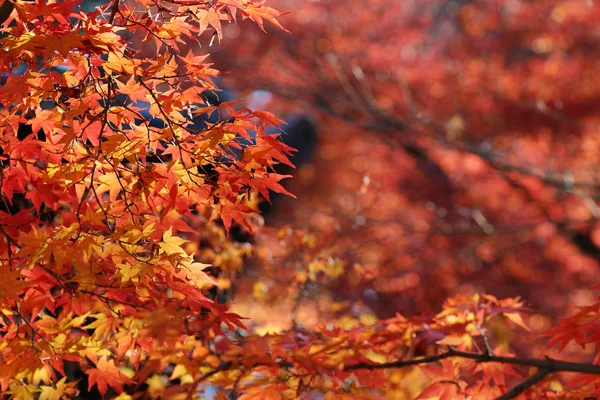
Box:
<box><xmin>345</xmin><ymin>348</ymin><xmax>600</xmax><ymax>375</ymax></box>
<box><xmin>497</xmin><ymin>368</ymin><xmax>550</xmax><ymax>400</ymax></box>
<box><xmin>0</xmin><ymin>0</ymin><xmax>14</xmax><ymax>26</ymax></box>
<box><xmin>345</xmin><ymin>349</ymin><xmax>600</xmax><ymax>399</ymax></box>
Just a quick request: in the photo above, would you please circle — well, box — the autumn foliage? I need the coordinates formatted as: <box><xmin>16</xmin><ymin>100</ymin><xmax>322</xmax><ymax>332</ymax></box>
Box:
<box><xmin>1</xmin><ymin>0</ymin><xmax>600</xmax><ymax>399</ymax></box>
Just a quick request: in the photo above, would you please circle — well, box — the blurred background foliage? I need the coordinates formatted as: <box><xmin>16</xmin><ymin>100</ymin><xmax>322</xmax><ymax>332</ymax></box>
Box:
<box><xmin>197</xmin><ymin>0</ymin><xmax>600</xmax><ymax>363</ymax></box>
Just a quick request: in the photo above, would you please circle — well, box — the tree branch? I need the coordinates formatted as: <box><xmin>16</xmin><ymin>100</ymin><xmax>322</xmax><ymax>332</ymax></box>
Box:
<box><xmin>0</xmin><ymin>0</ymin><xmax>14</xmax><ymax>26</ymax></box>
<box><xmin>108</xmin><ymin>0</ymin><xmax>119</xmax><ymax>24</ymax></box>
<box><xmin>345</xmin><ymin>349</ymin><xmax>600</xmax><ymax>374</ymax></box>
<box><xmin>497</xmin><ymin>368</ymin><xmax>550</xmax><ymax>400</ymax></box>
<box><xmin>345</xmin><ymin>349</ymin><xmax>600</xmax><ymax>399</ymax></box>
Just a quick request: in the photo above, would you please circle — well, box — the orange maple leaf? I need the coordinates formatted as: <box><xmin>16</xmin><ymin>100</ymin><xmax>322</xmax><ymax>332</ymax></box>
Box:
<box><xmin>86</xmin><ymin>357</ymin><xmax>130</xmax><ymax>397</ymax></box>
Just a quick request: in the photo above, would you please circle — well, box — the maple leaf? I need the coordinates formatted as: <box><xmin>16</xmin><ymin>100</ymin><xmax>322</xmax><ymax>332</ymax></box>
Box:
<box><xmin>145</xmin><ymin>375</ymin><xmax>167</xmax><ymax>398</ymax></box>
<box><xmin>8</xmin><ymin>383</ymin><xmax>39</xmax><ymax>400</ymax></box>
<box><xmin>252</xmin><ymin>173</ymin><xmax>296</xmax><ymax>203</ymax></box>
<box><xmin>184</xmin><ymin>261</ymin><xmax>218</xmax><ymax>287</ymax></box>
<box><xmin>115</xmin><ymin>78</ymin><xmax>147</xmax><ymax>103</ymax></box>
<box><xmin>0</xmin><ymin>268</ymin><xmax>29</xmax><ymax>304</ymax></box>
<box><xmin>241</xmin><ymin>3</ymin><xmax>290</xmax><ymax>33</ymax></box>
<box><xmin>504</xmin><ymin>312</ymin><xmax>531</xmax><ymax>332</ymax></box>
<box><xmin>95</xmin><ymin>173</ymin><xmax>123</xmax><ymax>203</ymax></box>
<box><xmin>251</xmin><ymin>110</ymin><xmax>286</xmax><ymax>127</ymax></box>
<box><xmin>474</xmin><ymin>350</ymin><xmax>520</xmax><ymax>388</ymax></box>
<box><xmin>86</xmin><ymin>357</ymin><xmax>130</xmax><ymax>397</ymax></box>
<box><xmin>414</xmin><ymin>357</ymin><xmax>469</xmax><ymax>399</ymax></box>
<box><xmin>194</xmin><ymin>8</ymin><xmax>223</xmax><ymax>39</ymax></box>
<box><xmin>214</xmin><ymin>201</ymin><xmax>251</xmax><ymax>237</ymax></box>
<box><xmin>103</xmin><ymin>51</ymin><xmax>138</xmax><ymax>75</ymax></box>
<box><xmin>159</xmin><ymin>227</ymin><xmax>188</xmax><ymax>256</ymax></box>
<box><xmin>39</xmin><ymin>377</ymin><xmax>79</xmax><ymax>400</ymax></box>
<box><xmin>238</xmin><ymin>384</ymin><xmax>296</xmax><ymax>400</ymax></box>
<box><xmin>84</xmin><ymin>313</ymin><xmax>123</xmax><ymax>339</ymax></box>
<box><xmin>417</xmin><ymin>381</ymin><xmax>467</xmax><ymax>400</ymax></box>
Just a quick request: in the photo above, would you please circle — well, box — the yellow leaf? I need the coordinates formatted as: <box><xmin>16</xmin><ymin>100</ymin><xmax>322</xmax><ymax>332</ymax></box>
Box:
<box><xmin>169</xmin><ymin>364</ymin><xmax>188</xmax><ymax>381</ymax></box>
<box><xmin>186</xmin><ymin>262</ymin><xmax>217</xmax><ymax>287</ymax></box>
<box><xmin>39</xmin><ymin>378</ymin><xmax>79</xmax><ymax>400</ymax></box>
<box><xmin>146</xmin><ymin>375</ymin><xmax>167</xmax><ymax>398</ymax></box>
<box><xmin>505</xmin><ymin>312</ymin><xmax>531</xmax><ymax>331</ymax></box>
<box><xmin>104</xmin><ymin>51</ymin><xmax>137</xmax><ymax>75</ymax></box>
<box><xmin>159</xmin><ymin>228</ymin><xmax>187</xmax><ymax>256</ymax></box>
<box><xmin>9</xmin><ymin>384</ymin><xmax>39</xmax><ymax>400</ymax></box>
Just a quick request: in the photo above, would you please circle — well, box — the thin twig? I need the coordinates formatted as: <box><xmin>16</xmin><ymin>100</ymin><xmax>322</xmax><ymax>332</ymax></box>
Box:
<box><xmin>475</xmin><ymin>323</ymin><xmax>494</xmax><ymax>356</ymax></box>
<box><xmin>497</xmin><ymin>368</ymin><xmax>550</xmax><ymax>400</ymax></box>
